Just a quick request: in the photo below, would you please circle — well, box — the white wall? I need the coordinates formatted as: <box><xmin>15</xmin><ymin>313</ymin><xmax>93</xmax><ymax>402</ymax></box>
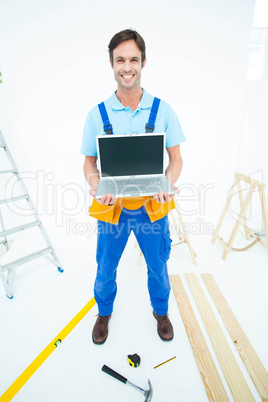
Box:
<box><xmin>237</xmin><ymin>81</ymin><xmax>268</xmax><ymax>231</ymax></box>
<box><xmin>236</xmin><ymin>0</ymin><xmax>268</xmax><ymax>232</ymax></box>
<box><xmin>0</xmin><ymin>0</ymin><xmax>255</xmax><ymax>234</ymax></box>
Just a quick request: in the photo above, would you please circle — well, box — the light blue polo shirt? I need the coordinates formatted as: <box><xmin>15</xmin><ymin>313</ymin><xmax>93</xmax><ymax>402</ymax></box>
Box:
<box><xmin>81</xmin><ymin>89</ymin><xmax>185</xmax><ymax>156</ymax></box>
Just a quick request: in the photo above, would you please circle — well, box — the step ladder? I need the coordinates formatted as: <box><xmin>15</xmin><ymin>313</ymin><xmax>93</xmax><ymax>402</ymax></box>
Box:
<box><xmin>0</xmin><ymin>130</ymin><xmax>63</xmax><ymax>298</ymax></box>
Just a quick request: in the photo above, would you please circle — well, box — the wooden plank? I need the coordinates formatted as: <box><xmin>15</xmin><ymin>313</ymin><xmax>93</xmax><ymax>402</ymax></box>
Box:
<box><xmin>185</xmin><ymin>274</ymin><xmax>254</xmax><ymax>402</ymax></box>
<box><xmin>169</xmin><ymin>275</ymin><xmax>229</xmax><ymax>401</ymax></box>
<box><xmin>202</xmin><ymin>274</ymin><xmax>268</xmax><ymax>401</ymax></box>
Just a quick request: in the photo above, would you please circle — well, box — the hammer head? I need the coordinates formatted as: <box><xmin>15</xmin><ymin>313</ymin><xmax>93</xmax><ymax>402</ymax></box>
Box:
<box><xmin>144</xmin><ymin>379</ymin><xmax>153</xmax><ymax>402</ymax></box>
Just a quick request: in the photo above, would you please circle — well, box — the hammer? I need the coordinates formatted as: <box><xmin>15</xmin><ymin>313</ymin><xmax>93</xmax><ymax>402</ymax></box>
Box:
<box><xmin>102</xmin><ymin>364</ymin><xmax>153</xmax><ymax>401</ymax></box>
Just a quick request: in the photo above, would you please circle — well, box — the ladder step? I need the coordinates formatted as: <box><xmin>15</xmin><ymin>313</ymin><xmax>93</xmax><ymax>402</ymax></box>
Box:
<box><xmin>0</xmin><ymin>194</ymin><xmax>29</xmax><ymax>205</ymax></box>
<box><xmin>0</xmin><ymin>169</ymin><xmax>17</xmax><ymax>175</ymax></box>
<box><xmin>0</xmin><ymin>221</ymin><xmax>40</xmax><ymax>238</ymax></box>
<box><xmin>1</xmin><ymin>247</ymin><xmax>53</xmax><ymax>272</ymax></box>
<box><xmin>0</xmin><ymin>131</ymin><xmax>63</xmax><ymax>297</ymax></box>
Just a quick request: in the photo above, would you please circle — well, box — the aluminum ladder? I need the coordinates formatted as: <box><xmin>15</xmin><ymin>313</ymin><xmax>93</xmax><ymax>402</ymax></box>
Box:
<box><xmin>0</xmin><ymin>130</ymin><xmax>63</xmax><ymax>298</ymax></box>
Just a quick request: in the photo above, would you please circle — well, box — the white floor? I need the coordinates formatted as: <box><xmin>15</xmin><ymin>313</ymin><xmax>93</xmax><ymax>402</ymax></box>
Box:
<box><xmin>0</xmin><ymin>211</ymin><xmax>268</xmax><ymax>402</ymax></box>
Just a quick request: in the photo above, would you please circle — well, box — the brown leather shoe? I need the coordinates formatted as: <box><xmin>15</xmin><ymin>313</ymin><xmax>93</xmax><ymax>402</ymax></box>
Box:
<box><xmin>92</xmin><ymin>314</ymin><xmax>111</xmax><ymax>345</ymax></box>
<box><xmin>153</xmin><ymin>311</ymin><xmax>174</xmax><ymax>341</ymax></box>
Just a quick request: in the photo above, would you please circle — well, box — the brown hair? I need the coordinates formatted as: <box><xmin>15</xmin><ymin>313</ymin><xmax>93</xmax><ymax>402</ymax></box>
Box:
<box><xmin>108</xmin><ymin>29</ymin><xmax>146</xmax><ymax>65</ymax></box>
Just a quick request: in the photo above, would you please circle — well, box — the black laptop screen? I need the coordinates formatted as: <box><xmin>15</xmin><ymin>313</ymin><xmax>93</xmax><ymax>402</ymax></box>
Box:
<box><xmin>98</xmin><ymin>134</ymin><xmax>164</xmax><ymax>177</ymax></box>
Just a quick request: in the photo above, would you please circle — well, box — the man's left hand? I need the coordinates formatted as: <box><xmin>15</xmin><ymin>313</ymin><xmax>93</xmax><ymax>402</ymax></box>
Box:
<box><xmin>153</xmin><ymin>185</ymin><xmax>179</xmax><ymax>204</ymax></box>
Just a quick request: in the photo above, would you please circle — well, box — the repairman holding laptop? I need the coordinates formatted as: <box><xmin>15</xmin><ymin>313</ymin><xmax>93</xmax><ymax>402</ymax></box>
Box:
<box><xmin>81</xmin><ymin>29</ymin><xmax>186</xmax><ymax>344</ymax></box>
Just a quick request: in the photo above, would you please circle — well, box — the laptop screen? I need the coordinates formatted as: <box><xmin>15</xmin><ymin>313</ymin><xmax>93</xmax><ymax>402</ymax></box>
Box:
<box><xmin>97</xmin><ymin>134</ymin><xmax>164</xmax><ymax>177</ymax></box>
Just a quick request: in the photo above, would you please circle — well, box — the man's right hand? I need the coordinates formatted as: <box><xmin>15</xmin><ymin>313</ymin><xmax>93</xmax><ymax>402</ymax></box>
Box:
<box><xmin>89</xmin><ymin>188</ymin><xmax>117</xmax><ymax>205</ymax></box>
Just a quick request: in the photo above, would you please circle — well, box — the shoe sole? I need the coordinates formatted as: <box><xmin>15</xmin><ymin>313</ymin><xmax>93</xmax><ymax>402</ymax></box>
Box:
<box><xmin>153</xmin><ymin>311</ymin><xmax>174</xmax><ymax>341</ymax></box>
<box><xmin>158</xmin><ymin>333</ymin><xmax>174</xmax><ymax>341</ymax></box>
<box><xmin>92</xmin><ymin>334</ymin><xmax>108</xmax><ymax>345</ymax></box>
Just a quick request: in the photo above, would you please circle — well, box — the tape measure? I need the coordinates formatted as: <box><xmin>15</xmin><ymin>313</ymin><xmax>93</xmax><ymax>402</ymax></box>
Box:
<box><xmin>128</xmin><ymin>353</ymin><xmax>141</xmax><ymax>368</ymax></box>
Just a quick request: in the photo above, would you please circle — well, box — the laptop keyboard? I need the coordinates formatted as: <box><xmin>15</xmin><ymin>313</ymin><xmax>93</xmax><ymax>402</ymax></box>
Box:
<box><xmin>106</xmin><ymin>178</ymin><xmax>161</xmax><ymax>188</ymax></box>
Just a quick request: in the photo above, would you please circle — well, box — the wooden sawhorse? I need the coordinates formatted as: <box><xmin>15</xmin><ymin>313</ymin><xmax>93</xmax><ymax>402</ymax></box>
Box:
<box><xmin>212</xmin><ymin>173</ymin><xmax>268</xmax><ymax>259</ymax></box>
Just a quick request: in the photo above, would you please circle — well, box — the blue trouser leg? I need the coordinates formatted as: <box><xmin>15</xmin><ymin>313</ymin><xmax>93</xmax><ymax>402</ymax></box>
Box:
<box><xmin>132</xmin><ymin>207</ymin><xmax>172</xmax><ymax>316</ymax></box>
<box><xmin>94</xmin><ymin>207</ymin><xmax>172</xmax><ymax>316</ymax></box>
<box><xmin>94</xmin><ymin>210</ymin><xmax>131</xmax><ymax>316</ymax></box>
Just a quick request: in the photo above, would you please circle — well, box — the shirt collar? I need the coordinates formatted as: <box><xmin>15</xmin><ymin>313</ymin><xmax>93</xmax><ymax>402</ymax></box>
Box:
<box><xmin>110</xmin><ymin>88</ymin><xmax>153</xmax><ymax>110</ymax></box>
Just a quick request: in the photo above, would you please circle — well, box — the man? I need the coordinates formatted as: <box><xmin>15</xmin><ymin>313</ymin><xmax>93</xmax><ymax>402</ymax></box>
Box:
<box><xmin>81</xmin><ymin>29</ymin><xmax>185</xmax><ymax>344</ymax></box>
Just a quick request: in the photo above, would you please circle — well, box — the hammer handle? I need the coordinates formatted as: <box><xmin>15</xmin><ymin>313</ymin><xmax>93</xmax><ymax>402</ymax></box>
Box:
<box><xmin>102</xmin><ymin>365</ymin><xmax>128</xmax><ymax>384</ymax></box>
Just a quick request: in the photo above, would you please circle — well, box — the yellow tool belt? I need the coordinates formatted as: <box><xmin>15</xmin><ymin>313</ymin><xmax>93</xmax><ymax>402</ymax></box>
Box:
<box><xmin>89</xmin><ymin>196</ymin><xmax>175</xmax><ymax>224</ymax></box>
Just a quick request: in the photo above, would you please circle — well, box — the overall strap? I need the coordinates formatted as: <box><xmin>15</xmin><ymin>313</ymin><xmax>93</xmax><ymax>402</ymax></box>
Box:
<box><xmin>145</xmin><ymin>97</ymin><xmax>161</xmax><ymax>133</ymax></box>
<box><xmin>98</xmin><ymin>102</ymin><xmax>113</xmax><ymax>135</ymax></box>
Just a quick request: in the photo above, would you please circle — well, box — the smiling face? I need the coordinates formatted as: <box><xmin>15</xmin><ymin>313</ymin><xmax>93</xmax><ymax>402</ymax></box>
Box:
<box><xmin>110</xmin><ymin>39</ymin><xmax>146</xmax><ymax>91</ymax></box>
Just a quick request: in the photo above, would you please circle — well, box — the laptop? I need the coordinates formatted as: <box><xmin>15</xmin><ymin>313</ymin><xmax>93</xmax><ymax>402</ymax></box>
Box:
<box><xmin>95</xmin><ymin>133</ymin><xmax>174</xmax><ymax>198</ymax></box>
